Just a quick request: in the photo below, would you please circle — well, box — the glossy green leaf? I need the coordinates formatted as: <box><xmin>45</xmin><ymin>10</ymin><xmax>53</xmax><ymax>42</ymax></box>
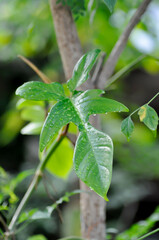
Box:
<box><xmin>40</xmin><ymin>90</ymin><xmax>128</xmax><ymax>151</ymax></box>
<box><xmin>103</xmin><ymin>0</ymin><xmax>117</xmax><ymax>12</ymax></box>
<box><xmin>21</xmin><ymin>122</ymin><xmax>43</xmax><ymax>135</ymax></box>
<box><xmin>121</xmin><ymin>116</ymin><xmax>134</xmax><ymax>140</ymax></box>
<box><xmin>16</xmin><ymin>81</ymin><xmax>65</xmax><ymax>101</ymax></box>
<box><xmin>74</xmin><ymin>123</ymin><xmax>113</xmax><ymax>199</ymax></box>
<box><xmin>67</xmin><ymin>49</ymin><xmax>101</xmax><ymax>92</ymax></box>
<box><xmin>39</xmin><ymin>98</ymin><xmax>80</xmax><ymax>151</ymax></box>
<box><xmin>138</xmin><ymin>104</ymin><xmax>158</xmax><ymax>131</ymax></box>
<box><xmin>39</xmin><ymin>86</ymin><xmax>128</xmax><ymax>198</ymax></box>
<box><xmin>72</xmin><ymin>89</ymin><xmax>129</xmax><ymax>121</ymax></box>
<box><xmin>46</xmin><ymin>138</ymin><xmax>74</xmax><ymax>178</ymax></box>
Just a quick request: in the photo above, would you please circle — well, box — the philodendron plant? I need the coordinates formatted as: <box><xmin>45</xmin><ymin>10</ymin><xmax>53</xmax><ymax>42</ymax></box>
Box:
<box><xmin>16</xmin><ymin>49</ymin><xmax>128</xmax><ymax>200</ymax></box>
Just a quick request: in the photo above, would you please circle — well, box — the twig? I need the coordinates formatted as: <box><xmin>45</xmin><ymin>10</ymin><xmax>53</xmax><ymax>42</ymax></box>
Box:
<box><xmin>0</xmin><ymin>215</ymin><xmax>8</xmax><ymax>233</ymax></box>
<box><xmin>8</xmin><ymin>125</ymin><xmax>68</xmax><ymax>232</ymax></box>
<box><xmin>105</xmin><ymin>54</ymin><xmax>145</xmax><ymax>89</ymax></box>
<box><xmin>42</xmin><ymin>176</ymin><xmax>63</xmax><ymax>223</ymax></box>
<box><xmin>18</xmin><ymin>55</ymin><xmax>52</xmax><ymax>84</ymax></box>
<box><xmin>98</xmin><ymin>0</ymin><xmax>152</xmax><ymax>89</ymax></box>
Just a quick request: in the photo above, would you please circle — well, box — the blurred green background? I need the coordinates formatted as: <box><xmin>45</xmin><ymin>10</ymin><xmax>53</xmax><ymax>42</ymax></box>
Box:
<box><xmin>0</xmin><ymin>0</ymin><xmax>159</xmax><ymax>239</ymax></box>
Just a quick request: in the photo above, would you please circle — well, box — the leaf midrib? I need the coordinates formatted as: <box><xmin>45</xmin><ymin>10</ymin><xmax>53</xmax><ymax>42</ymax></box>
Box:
<box><xmin>70</xmin><ymin>98</ymin><xmax>106</xmax><ymax>190</ymax></box>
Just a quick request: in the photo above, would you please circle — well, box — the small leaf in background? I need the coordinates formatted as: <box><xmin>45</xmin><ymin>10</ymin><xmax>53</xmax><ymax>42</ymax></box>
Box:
<box><xmin>67</xmin><ymin>49</ymin><xmax>101</xmax><ymax>92</ymax></box>
<box><xmin>116</xmin><ymin>206</ymin><xmax>159</xmax><ymax>240</ymax></box>
<box><xmin>21</xmin><ymin>122</ymin><xmax>43</xmax><ymax>135</ymax></box>
<box><xmin>27</xmin><ymin>235</ymin><xmax>47</xmax><ymax>240</ymax></box>
<box><xmin>103</xmin><ymin>0</ymin><xmax>117</xmax><ymax>12</ymax></box>
<box><xmin>46</xmin><ymin>138</ymin><xmax>74</xmax><ymax>179</ymax></box>
<box><xmin>21</xmin><ymin>106</ymin><xmax>45</xmax><ymax>122</ymax></box>
<box><xmin>16</xmin><ymin>81</ymin><xmax>65</xmax><ymax>101</ymax></box>
<box><xmin>74</xmin><ymin>123</ymin><xmax>113</xmax><ymax>200</ymax></box>
<box><xmin>58</xmin><ymin>237</ymin><xmax>85</xmax><ymax>240</ymax></box>
<box><xmin>16</xmin><ymin>99</ymin><xmax>45</xmax><ymax>110</ymax></box>
<box><xmin>121</xmin><ymin>116</ymin><xmax>134</xmax><ymax>140</ymax></box>
<box><xmin>138</xmin><ymin>104</ymin><xmax>158</xmax><ymax>131</ymax></box>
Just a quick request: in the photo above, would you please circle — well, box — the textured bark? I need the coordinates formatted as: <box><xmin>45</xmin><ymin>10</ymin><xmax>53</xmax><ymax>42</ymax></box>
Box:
<box><xmin>50</xmin><ymin>0</ymin><xmax>82</xmax><ymax>80</ymax></box>
<box><xmin>49</xmin><ymin>1</ymin><xmax>106</xmax><ymax>239</ymax></box>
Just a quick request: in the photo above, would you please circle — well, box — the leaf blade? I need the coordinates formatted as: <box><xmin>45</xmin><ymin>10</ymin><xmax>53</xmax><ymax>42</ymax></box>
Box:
<box><xmin>16</xmin><ymin>81</ymin><xmax>65</xmax><ymax>101</ymax></box>
<box><xmin>121</xmin><ymin>116</ymin><xmax>134</xmax><ymax>140</ymax></box>
<box><xmin>67</xmin><ymin>49</ymin><xmax>101</xmax><ymax>92</ymax></box>
<box><xmin>138</xmin><ymin>105</ymin><xmax>158</xmax><ymax>131</ymax></box>
<box><xmin>74</xmin><ymin>123</ymin><xmax>113</xmax><ymax>199</ymax></box>
<box><xmin>103</xmin><ymin>0</ymin><xmax>117</xmax><ymax>12</ymax></box>
<box><xmin>39</xmin><ymin>98</ymin><xmax>79</xmax><ymax>151</ymax></box>
<box><xmin>72</xmin><ymin>89</ymin><xmax>129</xmax><ymax>121</ymax></box>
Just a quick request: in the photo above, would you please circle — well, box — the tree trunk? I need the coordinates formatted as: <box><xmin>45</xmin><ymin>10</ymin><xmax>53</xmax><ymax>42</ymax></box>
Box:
<box><xmin>49</xmin><ymin>1</ymin><xmax>106</xmax><ymax>239</ymax></box>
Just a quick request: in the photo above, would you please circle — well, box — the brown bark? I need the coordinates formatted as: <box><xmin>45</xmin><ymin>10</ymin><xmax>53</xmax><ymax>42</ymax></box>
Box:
<box><xmin>49</xmin><ymin>1</ymin><xmax>106</xmax><ymax>239</ymax></box>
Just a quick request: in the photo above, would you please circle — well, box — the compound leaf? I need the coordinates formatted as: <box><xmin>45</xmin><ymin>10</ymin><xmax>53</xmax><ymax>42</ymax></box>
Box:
<box><xmin>67</xmin><ymin>49</ymin><xmax>101</xmax><ymax>92</ymax></box>
<box><xmin>138</xmin><ymin>104</ymin><xmax>158</xmax><ymax>131</ymax></box>
<box><xmin>121</xmin><ymin>116</ymin><xmax>134</xmax><ymax>140</ymax></box>
<box><xmin>16</xmin><ymin>81</ymin><xmax>65</xmax><ymax>101</ymax></box>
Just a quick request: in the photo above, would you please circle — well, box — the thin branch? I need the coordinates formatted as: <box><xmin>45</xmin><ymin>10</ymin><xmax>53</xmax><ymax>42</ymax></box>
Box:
<box><xmin>137</xmin><ymin>228</ymin><xmax>159</xmax><ymax>240</ymax></box>
<box><xmin>0</xmin><ymin>215</ymin><xmax>8</xmax><ymax>233</ymax></box>
<box><xmin>18</xmin><ymin>55</ymin><xmax>52</xmax><ymax>84</ymax></box>
<box><xmin>8</xmin><ymin>126</ymin><xmax>68</xmax><ymax>232</ymax></box>
<box><xmin>98</xmin><ymin>0</ymin><xmax>152</xmax><ymax>89</ymax></box>
<box><xmin>42</xmin><ymin>176</ymin><xmax>63</xmax><ymax>223</ymax></box>
<box><xmin>105</xmin><ymin>54</ymin><xmax>145</xmax><ymax>89</ymax></box>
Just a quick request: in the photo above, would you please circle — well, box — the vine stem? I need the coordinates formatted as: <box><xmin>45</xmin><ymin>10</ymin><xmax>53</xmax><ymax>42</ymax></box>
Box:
<box><xmin>137</xmin><ymin>228</ymin><xmax>159</xmax><ymax>240</ymax></box>
<box><xmin>8</xmin><ymin>125</ymin><xmax>68</xmax><ymax>234</ymax></box>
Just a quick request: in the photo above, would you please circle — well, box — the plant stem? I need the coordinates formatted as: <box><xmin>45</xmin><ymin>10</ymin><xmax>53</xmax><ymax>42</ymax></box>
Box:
<box><xmin>8</xmin><ymin>125</ymin><xmax>68</xmax><ymax>232</ymax></box>
<box><xmin>147</xmin><ymin>92</ymin><xmax>159</xmax><ymax>105</ymax></box>
<box><xmin>137</xmin><ymin>228</ymin><xmax>159</xmax><ymax>240</ymax></box>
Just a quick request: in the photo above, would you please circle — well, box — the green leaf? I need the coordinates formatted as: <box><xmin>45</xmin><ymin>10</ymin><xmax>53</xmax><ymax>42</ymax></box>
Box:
<box><xmin>116</xmin><ymin>207</ymin><xmax>159</xmax><ymax>240</ymax></box>
<box><xmin>40</xmin><ymin>90</ymin><xmax>128</xmax><ymax>151</ymax></box>
<box><xmin>103</xmin><ymin>0</ymin><xmax>117</xmax><ymax>12</ymax></box>
<box><xmin>16</xmin><ymin>81</ymin><xmax>65</xmax><ymax>101</ymax></box>
<box><xmin>121</xmin><ymin>116</ymin><xmax>134</xmax><ymax>140</ymax></box>
<box><xmin>21</xmin><ymin>122</ymin><xmax>43</xmax><ymax>135</ymax></box>
<box><xmin>39</xmin><ymin>98</ymin><xmax>80</xmax><ymax>151</ymax></box>
<box><xmin>58</xmin><ymin>237</ymin><xmax>85</xmax><ymax>240</ymax></box>
<box><xmin>21</xmin><ymin>106</ymin><xmax>45</xmax><ymax>122</ymax></box>
<box><xmin>67</xmin><ymin>49</ymin><xmax>101</xmax><ymax>92</ymax></box>
<box><xmin>27</xmin><ymin>235</ymin><xmax>47</xmax><ymax>240</ymax></box>
<box><xmin>72</xmin><ymin>89</ymin><xmax>129</xmax><ymax>122</ymax></box>
<box><xmin>46</xmin><ymin>138</ymin><xmax>74</xmax><ymax>178</ymax></box>
<box><xmin>74</xmin><ymin>123</ymin><xmax>113</xmax><ymax>199</ymax></box>
<box><xmin>138</xmin><ymin>104</ymin><xmax>158</xmax><ymax>131</ymax></box>
<box><xmin>16</xmin><ymin>99</ymin><xmax>44</xmax><ymax>109</ymax></box>
<box><xmin>40</xmin><ymin>88</ymin><xmax>128</xmax><ymax>198</ymax></box>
